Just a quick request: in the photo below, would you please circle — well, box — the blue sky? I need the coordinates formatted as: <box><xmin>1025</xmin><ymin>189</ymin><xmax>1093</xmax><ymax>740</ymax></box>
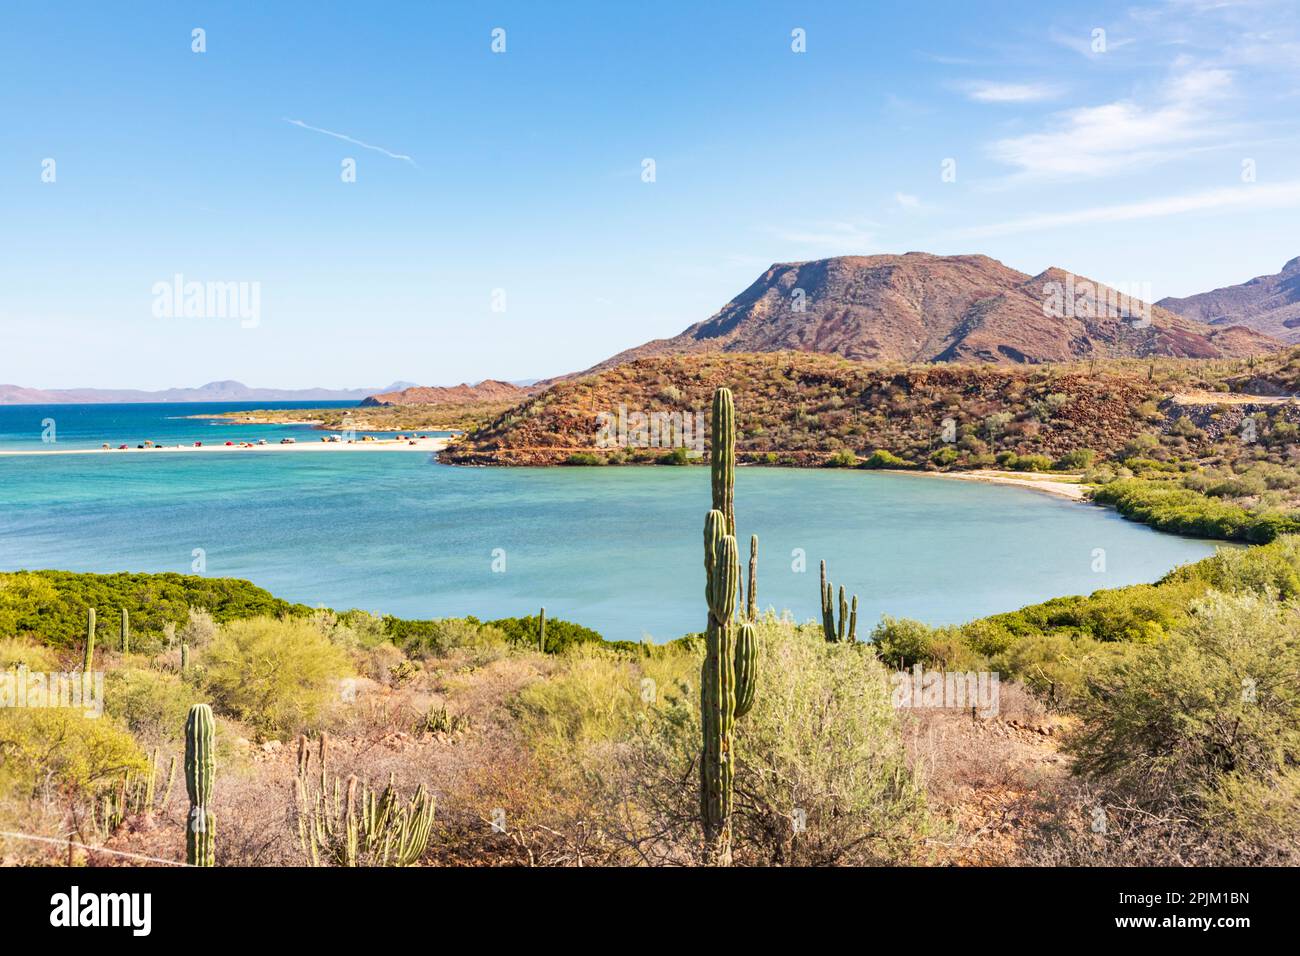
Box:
<box><xmin>2</xmin><ymin>0</ymin><xmax>1299</xmax><ymax>389</ymax></box>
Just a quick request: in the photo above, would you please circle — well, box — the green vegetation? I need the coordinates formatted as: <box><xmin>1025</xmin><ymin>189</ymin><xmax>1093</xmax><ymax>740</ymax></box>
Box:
<box><xmin>1091</xmin><ymin>478</ymin><xmax>1300</xmax><ymax>543</ymax></box>
<box><xmin>201</xmin><ymin>618</ymin><xmax>350</xmax><ymax>739</ymax></box>
<box><xmin>0</xmin><ymin>571</ymin><xmax>309</xmax><ymax>651</ymax></box>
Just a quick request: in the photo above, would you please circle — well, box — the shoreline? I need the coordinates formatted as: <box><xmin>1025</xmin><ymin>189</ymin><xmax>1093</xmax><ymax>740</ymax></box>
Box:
<box><xmin>882</xmin><ymin>468</ymin><xmax>1087</xmax><ymax>501</ymax></box>
<box><xmin>0</xmin><ymin>437</ymin><xmax>448</xmax><ymax>457</ymax></box>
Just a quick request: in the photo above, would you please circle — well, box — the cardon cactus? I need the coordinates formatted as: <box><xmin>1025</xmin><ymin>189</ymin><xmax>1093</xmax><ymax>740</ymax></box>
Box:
<box><xmin>700</xmin><ymin>387</ymin><xmax>758</xmax><ymax>865</ymax></box>
<box><xmin>701</xmin><ymin>512</ymin><xmax>739</xmax><ymax>862</ymax></box>
<box><xmin>84</xmin><ymin>607</ymin><xmax>96</xmax><ymax>672</ymax></box>
<box><xmin>184</xmin><ymin>704</ymin><xmax>215</xmax><ymax>866</ymax></box>
<box><xmin>120</xmin><ymin>608</ymin><xmax>129</xmax><ymax>654</ymax></box>
<box><xmin>819</xmin><ymin>561</ymin><xmax>858</xmax><ymax>643</ymax></box>
<box><xmin>746</xmin><ymin>534</ymin><xmax>758</xmax><ymax>622</ymax></box>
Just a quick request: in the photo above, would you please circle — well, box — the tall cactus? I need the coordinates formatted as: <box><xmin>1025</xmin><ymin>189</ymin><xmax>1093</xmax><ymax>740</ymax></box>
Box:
<box><xmin>120</xmin><ymin>608</ymin><xmax>129</xmax><ymax>654</ymax></box>
<box><xmin>184</xmin><ymin>704</ymin><xmax>215</xmax><ymax>867</ymax></box>
<box><xmin>746</xmin><ymin>534</ymin><xmax>758</xmax><ymax>621</ymax></box>
<box><xmin>701</xmin><ymin>386</ymin><xmax>758</xmax><ymax>865</ymax></box>
<box><xmin>84</xmin><ymin>607</ymin><xmax>96</xmax><ymax>672</ymax></box>
<box><xmin>819</xmin><ymin>561</ymin><xmax>858</xmax><ymax>642</ymax></box>
<box><xmin>701</xmin><ymin>512</ymin><xmax>738</xmax><ymax>863</ymax></box>
<box><xmin>538</xmin><ymin>607</ymin><xmax>546</xmax><ymax>653</ymax></box>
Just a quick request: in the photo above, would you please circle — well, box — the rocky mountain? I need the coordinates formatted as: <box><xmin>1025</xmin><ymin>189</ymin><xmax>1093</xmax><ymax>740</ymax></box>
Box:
<box><xmin>1158</xmin><ymin>257</ymin><xmax>1300</xmax><ymax>343</ymax></box>
<box><xmin>593</xmin><ymin>253</ymin><xmax>1278</xmax><ymax>369</ymax></box>
<box><xmin>360</xmin><ymin>379</ymin><xmax>534</xmax><ymax>407</ymax></box>
<box><xmin>0</xmin><ymin>380</ymin><xmax>419</xmax><ymax>405</ymax></box>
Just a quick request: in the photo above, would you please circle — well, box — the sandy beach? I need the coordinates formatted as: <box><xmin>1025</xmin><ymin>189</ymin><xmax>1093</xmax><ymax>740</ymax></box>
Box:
<box><xmin>883</xmin><ymin>468</ymin><xmax>1087</xmax><ymax>501</ymax></box>
<box><xmin>0</xmin><ymin>437</ymin><xmax>448</xmax><ymax>457</ymax></box>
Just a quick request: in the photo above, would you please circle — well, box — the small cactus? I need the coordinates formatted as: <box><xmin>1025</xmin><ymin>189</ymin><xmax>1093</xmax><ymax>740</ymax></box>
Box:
<box><xmin>819</xmin><ymin>561</ymin><xmax>858</xmax><ymax>642</ymax></box>
<box><xmin>84</xmin><ymin>607</ymin><xmax>96</xmax><ymax>672</ymax></box>
<box><xmin>184</xmin><ymin>704</ymin><xmax>215</xmax><ymax>867</ymax></box>
<box><xmin>120</xmin><ymin>608</ymin><xmax>129</xmax><ymax>654</ymax></box>
<box><xmin>746</xmin><ymin>534</ymin><xmax>758</xmax><ymax>622</ymax></box>
<box><xmin>180</xmin><ymin>642</ymin><xmax>189</xmax><ymax>675</ymax></box>
<box><xmin>539</xmin><ymin>607</ymin><xmax>546</xmax><ymax>653</ymax></box>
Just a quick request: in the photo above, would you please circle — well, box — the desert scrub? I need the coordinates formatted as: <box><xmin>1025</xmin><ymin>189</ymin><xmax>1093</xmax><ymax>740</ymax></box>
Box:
<box><xmin>0</xmin><ymin>636</ymin><xmax>59</xmax><ymax>672</ymax></box>
<box><xmin>0</xmin><ymin>710</ymin><xmax>147</xmax><ymax>800</ymax></box>
<box><xmin>200</xmin><ymin>617</ymin><xmax>351</xmax><ymax>739</ymax></box>
<box><xmin>105</xmin><ymin>666</ymin><xmax>204</xmax><ymax>745</ymax></box>
<box><xmin>385</xmin><ymin>616</ymin><xmax>509</xmax><ymax>658</ymax></box>
<box><xmin>1066</xmin><ymin>590</ymin><xmax>1300</xmax><ymax>810</ymax></box>
<box><xmin>511</xmin><ymin>644</ymin><xmax>696</xmax><ymax>765</ymax></box>
<box><xmin>607</xmin><ymin>619</ymin><xmax>931</xmax><ymax>865</ymax></box>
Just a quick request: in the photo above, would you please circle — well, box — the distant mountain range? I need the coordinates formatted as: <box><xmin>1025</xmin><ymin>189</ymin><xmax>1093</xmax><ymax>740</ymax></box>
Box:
<box><xmin>591</xmin><ymin>253</ymin><xmax>1278</xmax><ymax>370</ymax></box>
<box><xmin>0</xmin><ymin>380</ymin><xmax>419</xmax><ymax>405</ymax></box>
<box><xmin>1158</xmin><ymin>257</ymin><xmax>1300</xmax><ymax>343</ymax></box>
<box><xmin>360</xmin><ymin>380</ymin><xmax>535</xmax><ymax>406</ymax></box>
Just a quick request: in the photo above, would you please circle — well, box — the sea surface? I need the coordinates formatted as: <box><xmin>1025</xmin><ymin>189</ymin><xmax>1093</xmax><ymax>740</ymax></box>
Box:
<box><xmin>0</xmin><ymin>403</ymin><xmax>1225</xmax><ymax>642</ymax></box>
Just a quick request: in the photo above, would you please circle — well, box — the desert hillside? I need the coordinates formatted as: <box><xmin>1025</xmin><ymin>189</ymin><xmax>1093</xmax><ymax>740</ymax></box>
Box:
<box><xmin>591</xmin><ymin>254</ymin><xmax>1278</xmax><ymax>370</ymax></box>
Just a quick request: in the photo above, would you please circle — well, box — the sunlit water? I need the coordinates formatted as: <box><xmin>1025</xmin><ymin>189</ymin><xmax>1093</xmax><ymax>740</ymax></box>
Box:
<box><xmin>0</xmin><ymin>404</ymin><xmax>1223</xmax><ymax>642</ymax></box>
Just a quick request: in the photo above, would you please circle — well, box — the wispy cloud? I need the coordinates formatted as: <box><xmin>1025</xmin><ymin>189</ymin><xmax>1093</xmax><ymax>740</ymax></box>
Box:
<box><xmin>951</xmin><ymin>180</ymin><xmax>1300</xmax><ymax>238</ymax></box>
<box><xmin>987</xmin><ymin>67</ymin><xmax>1234</xmax><ymax>179</ymax></box>
<box><xmin>282</xmin><ymin>118</ymin><xmax>417</xmax><ymax>166</ymax></box>
<box><xmin>965</xmin><ymin>81</ymin><xmax>1064</xmax><ymax>103</ymax></box>
<box><xmin>768</xmin><ymin>220</ymin><xmax>876</xmax><ymax>252</ymax></box>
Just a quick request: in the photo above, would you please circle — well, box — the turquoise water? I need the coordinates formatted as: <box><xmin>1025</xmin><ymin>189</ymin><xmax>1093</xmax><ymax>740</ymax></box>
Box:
<box><xmin>0</xmin><ymin>404</ymin><xmax>1224</xmax><ymax>641</ymax></box>
<box><xmin>0</xmin><ymin>401</ymin><xmax>426</xmax><ymax>451</ymax></box>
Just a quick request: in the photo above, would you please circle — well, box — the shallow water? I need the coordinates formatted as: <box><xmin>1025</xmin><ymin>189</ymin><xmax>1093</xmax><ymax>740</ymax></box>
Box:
<box><xmin>0</xmin><ymin>404</ymin><xmax>1224</xmax><ymax>641</ymax></box>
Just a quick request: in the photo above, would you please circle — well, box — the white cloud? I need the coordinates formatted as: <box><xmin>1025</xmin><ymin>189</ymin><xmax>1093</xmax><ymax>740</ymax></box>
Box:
<box><xmin>987</xmin><ymin>67</ymin><xmax>1233</xmax><ymax>179</ymax></box>
<box><xmin>966</xmin><ymin>81</ymin><xmax>1064</xmax><ymax>103</ymax></box>
<box><xmin>951</xmin><ymin>180</ymin><xmax>1300</xmax><ymax>238</ymax></box>
<box><xmin>283</xmin><ymin>118</ymin><xmax>417</xmax><ymax>166</ymax></box>
<box><xmin>895</xmin><ymin>192</ymin><xmax>922</xmax><ymax>209</ymax></box>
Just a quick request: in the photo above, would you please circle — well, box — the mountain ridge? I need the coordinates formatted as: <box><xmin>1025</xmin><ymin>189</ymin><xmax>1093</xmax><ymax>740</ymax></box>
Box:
<box><xmin>1158</xmin><ymin>257</ymin><xmax>1300</xmax><ymax>342</ymax></box>
<box><xmin>589</xmin><ymin>253</ymin><xmax>1279</xmax><ymax>371</ymax></box>
<box><xmin>0</xmin><ymin>380</ymin><xmax>419</xmax><ymax>405</ymax></box>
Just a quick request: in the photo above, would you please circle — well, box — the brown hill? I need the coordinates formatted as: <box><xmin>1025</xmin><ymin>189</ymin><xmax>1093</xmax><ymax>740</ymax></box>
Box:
<box><xmin>361</xmin><ymin>379</ymin><xmax>531</xmax><ymax>407</ymax></box>
<box><xmin>592</xmin><ymin>254</ymin><xmax>1278</xmax><ymax>369</ymax></box>
<box><xmin>442</xmin><ymin>351</ymin><xmax>1196</xmax><ymax>467</ymax></box>
<box><xmin>1158</xmin><ymin>257</ymin><xmax>1300</xmax><ymax>343</ymax></box>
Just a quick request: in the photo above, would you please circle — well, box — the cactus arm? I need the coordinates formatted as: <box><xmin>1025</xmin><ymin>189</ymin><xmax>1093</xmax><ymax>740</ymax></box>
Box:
<box><xmin>849</xmin><ymin>595</ymin><xmax>859</xmax><ymax>643</ymax></box>
<box><xmin>733</xmin><ymin>621</ymin><xmax>758</xmax><ymax>719</ymax></box>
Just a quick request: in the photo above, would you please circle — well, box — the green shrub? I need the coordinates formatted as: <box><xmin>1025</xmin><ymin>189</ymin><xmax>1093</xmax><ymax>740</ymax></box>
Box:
<box><xmin>201</xmin><ymin>617</ymin><xmax>352</xmax><ymax>739</ymax></box>
<box><xmin>385</xmin><ymin>616</ymin><xmax>508</xmax><ymax>658</ymax></box>
<box><xmin>1092</xmin><ymin>479</ymin><xmax>1300</xmax><ymax>543</ymax></box>
<box><xmin>0</xmin><ymin>571</ymin><xmax>309</xmax><ymax>650</ymax></box>
<box><xmin>611</xmin><ymin>621</ymin><xmax>931</xmax><ymax>865</ymax></box>
<box><xmin>825</xmin><ymin>449</ymin><xmax>859</xmax><ymax>468</ymax></box>
<box><xmin>1054</xmin><ymin>448</ymin><xmax>1096</xmax><ymax>470</ymax></box>
<box><xmin>564</xmin><ymin>453</ymin><xmax>605</xmax><ymax>466</ymax></box>
<box><xmin>0</xmin><ymin>711</ymin><xmax>147</xmax><ymax>799</ymax></box>
<box><xmin>1012</xmin><ymin>454</ymin><xmax>1053</xmax><ymax>472</ymax></box>
<box><xmin>104</xmin><ymin>667</ymin><xmax>203</xmax><ymax>744</ymax></box>
<box><xmin>486</xmin><ymin>613</ymin><xmax>605</xmax><ymax>653</ymax></box>
<box><xmin>1065</xmin><ymin>591</ymin><xmax>1300</xmax><ymax>807</ymax></box>
<box><xmin>862</xmin><ymin>449</ymin><xmax>909</xmax><ymax>469</ymax></box>
<box><xmin>929</xmin><ymin>447</ymin><xmax>958</xmax><ymax>468</ymax></box>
